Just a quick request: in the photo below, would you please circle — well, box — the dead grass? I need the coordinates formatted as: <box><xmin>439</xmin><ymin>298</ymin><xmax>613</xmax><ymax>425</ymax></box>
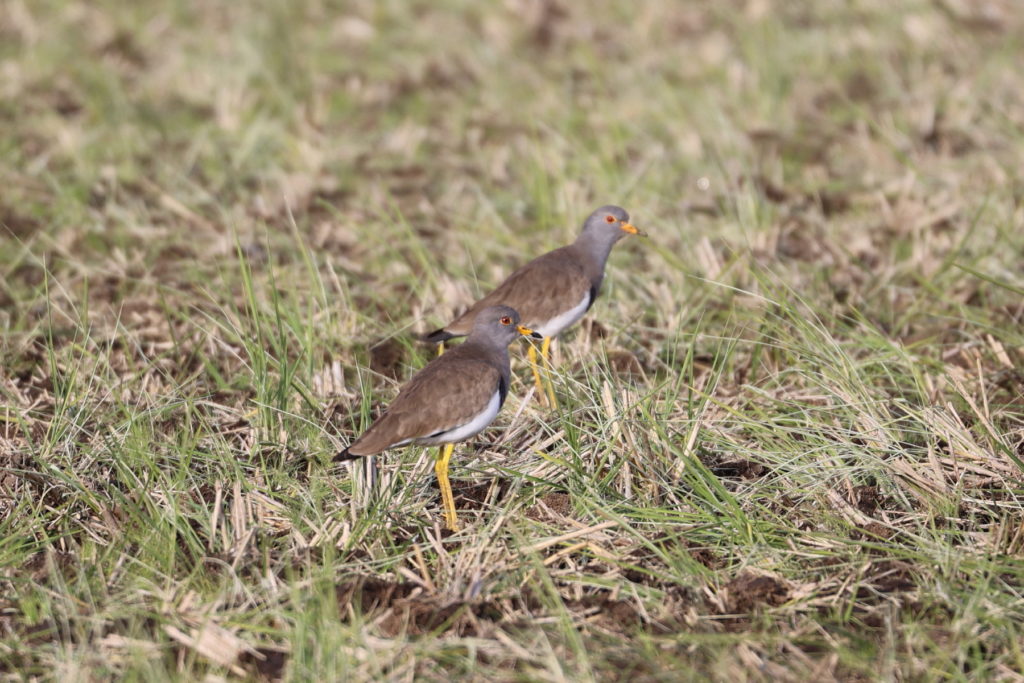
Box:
<box><xmin>2</xmin><ymin>0</ymin><xmax>1024</xmax><ymax>680</ymax></box>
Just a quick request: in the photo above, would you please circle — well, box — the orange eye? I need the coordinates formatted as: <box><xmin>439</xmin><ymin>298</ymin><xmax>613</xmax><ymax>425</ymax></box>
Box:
<box><xmin>605</xmin><ymin>215</ymin><xmax>615</xmax><ymax>223</ymax></box>
<box><xmin>500</xmin><ymin>316</ymin><xmax>511</xmax><ymax>325</ymax></box>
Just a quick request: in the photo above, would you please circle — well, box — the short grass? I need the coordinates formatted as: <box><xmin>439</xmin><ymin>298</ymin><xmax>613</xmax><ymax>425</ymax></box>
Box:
<box><xmin>3</xmin><ymin>0</ymin><xmax>1024</xmax><ymax>680</ymax></box>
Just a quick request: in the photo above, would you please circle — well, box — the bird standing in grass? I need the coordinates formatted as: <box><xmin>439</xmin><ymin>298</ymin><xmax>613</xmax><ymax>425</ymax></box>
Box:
<box><xmin>423</xmin><ymin>205</ymin><xmax>644</xmax><ymax>407</ymax></box>
<box><xmin>336</xmin><ymin>306</ymin><xmax>537</xmax><ymax>531</ymax></box>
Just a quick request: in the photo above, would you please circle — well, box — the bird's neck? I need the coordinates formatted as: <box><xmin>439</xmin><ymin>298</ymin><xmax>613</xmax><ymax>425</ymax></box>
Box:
<box><xmin>573</xmin><ymin>233</ymin><xmax>616</xmax><ymax>285</ymax></box>
<box><xmin>473</xmin><ymin>340</ymin><xmax>512</xmax><ymax>385</ymax></box>
<box><xmin>463</xmin><ymin>336</ymin><xmax>511</xmax><ymax>364</ymax></box>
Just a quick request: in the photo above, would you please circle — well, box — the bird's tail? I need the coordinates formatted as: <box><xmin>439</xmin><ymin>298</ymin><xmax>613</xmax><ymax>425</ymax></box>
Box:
<box><xmin>334</xmin><ymin>447</ymin><xmax>361</xmax><ymax>462</ymax></box>
<box><xmin>420</xmin><ymin>328</ymin><xmax>457</xmax><ymax>344</ymax></box>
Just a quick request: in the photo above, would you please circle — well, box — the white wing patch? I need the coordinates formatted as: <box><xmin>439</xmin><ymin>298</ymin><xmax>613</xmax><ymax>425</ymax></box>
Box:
<box><xmin>531</xmin><ymin>293</ymin><xmax>591</xmax><ymax>338</ymax></box>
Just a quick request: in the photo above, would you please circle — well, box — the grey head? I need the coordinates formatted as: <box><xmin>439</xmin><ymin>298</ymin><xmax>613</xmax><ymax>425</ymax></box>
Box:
<box><xmin>466</xmin><ymin>305</ymin><xmax>538</xmax><ymax>347</ymax></box>
<box><xmin>573</xmin><ymin>205</ymin><xmax>644</xmax><ymax>278</ymax></box>
<box><xmin>579</xmin><ymin>205</ymin><xmax>638</xmax><ymax>240</ymax></box>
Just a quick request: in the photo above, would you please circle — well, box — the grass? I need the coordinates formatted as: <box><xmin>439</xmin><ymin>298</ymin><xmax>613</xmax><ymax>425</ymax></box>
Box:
<box><xmin>2</xmin><ymin>0</ymin><xmax>1024</xmax><ymax>679</ymax></box>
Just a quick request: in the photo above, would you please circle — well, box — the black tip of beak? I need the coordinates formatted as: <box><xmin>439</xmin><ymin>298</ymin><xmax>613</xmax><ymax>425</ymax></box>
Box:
<box><xmin>530</xmin><ymin>331</ymin><xmax>543</xmax><ymax>340</ymax></box>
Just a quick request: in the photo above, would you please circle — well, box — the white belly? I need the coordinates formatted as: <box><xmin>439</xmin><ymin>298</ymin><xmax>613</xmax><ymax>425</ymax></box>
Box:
<box><xmin>531</xmin><ymin>294</ymin><xmax>590</xmax><ymax>338</ymax></box>
<box><xmin>417</xmin><ymin>390</ymin><xmax>502</xmax><ymax>445</ymax></box>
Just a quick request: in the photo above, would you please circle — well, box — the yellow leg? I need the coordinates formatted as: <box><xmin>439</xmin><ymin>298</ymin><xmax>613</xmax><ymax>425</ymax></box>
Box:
<box><xmin>437</xmin><ymin>341</ymin><xmax>445</xmax><ymax>357</ymax></box>
<box><xmin>540</xmin><ymin>337</ymin><xmax>558</xmax><ymax>409</ymax></box>
<box><xmin>434</xmin><ymin>443</ymin><xmax>458</xmax><ymax>531</ymax></box>
<box><xmin>527</xmin><ymin>344</ymin><xmax>545</xmax><ymax>399</ymax></box>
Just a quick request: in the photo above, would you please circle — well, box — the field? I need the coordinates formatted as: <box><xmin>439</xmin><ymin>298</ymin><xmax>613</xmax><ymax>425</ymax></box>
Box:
<box><xmin>3</xmin><ymin>0</ymin><xmax>1024</xmax><ymax>679</ymax></box>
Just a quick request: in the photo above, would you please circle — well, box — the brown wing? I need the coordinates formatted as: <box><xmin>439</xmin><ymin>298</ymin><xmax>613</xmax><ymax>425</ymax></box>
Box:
<box><xmin>344</xmin><ymin>349</ymin><xmax>501</xmax><ymax>456</ymax></box>
<box><xmin>445</xmin><ymin>246</ymin><xmax>591</xmax><ymax>335</ymax></box>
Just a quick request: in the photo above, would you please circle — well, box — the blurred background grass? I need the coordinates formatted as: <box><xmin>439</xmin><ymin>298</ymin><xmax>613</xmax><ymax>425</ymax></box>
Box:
<box><xmin>2</xmin><ymin>0</ymin><xmax>1024</xmax><ymax>680</ymax></box>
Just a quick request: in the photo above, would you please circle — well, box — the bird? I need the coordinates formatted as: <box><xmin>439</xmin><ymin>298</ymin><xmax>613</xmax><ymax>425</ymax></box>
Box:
<box><xmin>423</xmin><ymin>205</ymin><xmax>644</xmax><ymax>407</ymax></box>
<box><xmin>336</xmin><ymin>305</ymin><xmax>537</xmax><ymax>531</ymax></box>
